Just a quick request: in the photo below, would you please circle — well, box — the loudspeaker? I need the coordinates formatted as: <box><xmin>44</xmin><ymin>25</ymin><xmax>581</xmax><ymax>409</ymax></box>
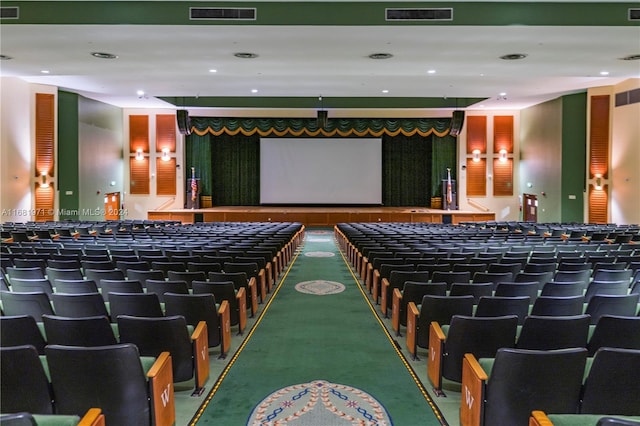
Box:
<box><xmin>176</xmin><ymin>110</ymin><xmax>191</xmax><ymax>135</ymax></box>
<box><xmin>449</xmin><ymin>110</ymin><xmax>465</xmax><ymax>137</ymax></box>
<box><xmin>317</xmin><ymin>110</ymin><xmax>328</xmax><ymax>129</ymax></box>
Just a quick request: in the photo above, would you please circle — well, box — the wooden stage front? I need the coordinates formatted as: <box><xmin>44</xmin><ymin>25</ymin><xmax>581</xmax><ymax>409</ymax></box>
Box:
<box><xmin>147</xmin><ymin>206</ymin><xmax>495</xmax><ymax>227</ymax></box>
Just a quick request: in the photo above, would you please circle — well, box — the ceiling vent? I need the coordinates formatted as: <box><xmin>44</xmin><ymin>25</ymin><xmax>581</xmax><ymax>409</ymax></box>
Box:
<box><xmin>190</xmin><ymin>7</ymin><xmax>256</xmax><ymax>20</ymax></box>
<box><xmin>386</xmin><ymin>8</ymin><xmax>453</xmax><ymax>21</ymax></box>
<box><xmin>629</xmin><ymin>8</ymin><xmax>640</xmax><ymax>20</ymax></box>
<box><xmin>0</xmin><ymin>6</ymin><xmax>19</xmax><ymax>19</ymax></box>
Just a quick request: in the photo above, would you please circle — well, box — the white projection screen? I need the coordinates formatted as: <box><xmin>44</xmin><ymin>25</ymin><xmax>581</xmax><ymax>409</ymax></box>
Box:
<box><xmin>260</xmin><ymin>138</ymin><xmax>382</xmax><ymax>205</ymax></box>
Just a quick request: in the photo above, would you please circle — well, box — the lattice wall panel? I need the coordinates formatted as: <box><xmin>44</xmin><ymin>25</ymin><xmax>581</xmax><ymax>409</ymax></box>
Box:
<box><xmin>589</xmin><ymin>95</ymin><xmax>610</xmax><ymax>179</ymax></box>
<box><xmin>466</xmin><ymin>158</ymin><xmax>487</xmax><ymax>197</ymax></box>
<box><xmin>156</xmin><ymin>158</ymin><xmax>177</xmax><ymax>196</ymax></box>
<box><xmin>466</xmin><ymin>115</ymin><xmax>487</xmax><ymax>154</ymax></box>
<box><xmin>34</xmin><ymin>183</ymin><xmax>54</xmax><ymax>222</ymax></box>
<box><xmin>493</xmin><ymin>159</ymin><xmax>514</xmax><ymax>196</ymax></box>
<box><xmin>129</xmin><ymin>158</ymin><xmax>150</xmax><ymax>195</ymax></box>
<box><xmin>156</xmin><ymin>114</ymin><xmax>177</xmax><ymax>153</ymax></box>
<box><xmin>129</xmin><ymin>115</ymin><xmax>149</xmax><ymax>153</ymax></box>
<box><xmin>493</xmin><ymin>116</ymin><xmax>514</xmax><ymax>153</ymax></box>
<box><xmin>35</xmin><ymin>93</ymin><xmax>55</xmax><ymax>177</ymax></box>
<box><xmin>588</xmin><ymin>184</ymin><xmax>608</xmax><ymax>224</ymax></box>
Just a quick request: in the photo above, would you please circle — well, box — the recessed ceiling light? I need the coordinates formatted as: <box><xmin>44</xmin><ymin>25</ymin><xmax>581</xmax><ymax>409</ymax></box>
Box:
<box><xmin>91</xmin><ymin>52</ymin><xmax>118</xmax><ymax>59</ymax></box>
<box><xmin>41</xmin><ymin>70</ymin><xmax>50</xmax><ymax>74</ymax></box>
<box><xmin>0</xmin><ymin>55</ymin><xmax>13</xmax><ymax>60</ymax></box>
<box><xmin>251</xmin><ymin>89</ymin><xmax>258</xmax><ymax>93</ymax></box>
<box><xmin>499</xmin><ymin>92</ymin><xmax>507</xmax><ymax>96</ymax></box>
<box><xmin>620</xmin><ymin>54</ymin><xmax>640</xmax><ymax>61</ymax></box>
<box><xmin>500</xmin><ymin>53</ymin><xmax>527</xmax><ymax>60</ymax></box>
<box><xmin>381</xmin><ymin>89</ymin><xmax>389</xmax><ymax>93</ymax></box>
<box><xmin>600</xmin><ymin>71</ymin><xmax>610</xmax><ymax>76</ymax></box>
<box><xmin>234</xmin><ymin>52</ymin><xmax>258</xmax><ymax>59</ymax></box>
<box><xmin>427</xmin><ymin>69</ymin><xmax>436</xmax><ymax>74</ymax></box>
<box><xmin>136</xmin><ymin>90</ymin><xmax>145</xmax><ymax>96</ymax></box>
<box><xmin>368</xmin><ymin>53</ymin><xmax>393</xmax><ymax>60</ymax></box>
<box><xmin>209</xmin><ymin>69</ymin><xmax>217</xmax><ymax>73</ymax></box>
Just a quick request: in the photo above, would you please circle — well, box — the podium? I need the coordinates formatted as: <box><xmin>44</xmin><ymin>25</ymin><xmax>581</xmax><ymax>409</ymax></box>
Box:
<box><xmin>186</xmin><ymin>179</ymin><xmax>201</xmax><ymax>209</ymax></box>
<box><xmin>441</xmin><ymin>179</ymin><xmax>458</xmax><ymax>210</ymax></box>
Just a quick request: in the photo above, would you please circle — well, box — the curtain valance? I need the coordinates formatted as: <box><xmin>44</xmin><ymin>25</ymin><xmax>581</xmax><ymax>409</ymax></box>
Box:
<box><xmin>189</xmin><ymin>117</ymin><xmax>452</xmax><ymax>138</ymax></box>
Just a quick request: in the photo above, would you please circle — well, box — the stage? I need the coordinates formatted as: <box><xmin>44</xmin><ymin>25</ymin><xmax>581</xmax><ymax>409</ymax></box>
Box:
<box><xmin>147</xmin><ymin>206</ymin><xmax>495</xmax><ymax>227</ymax></box>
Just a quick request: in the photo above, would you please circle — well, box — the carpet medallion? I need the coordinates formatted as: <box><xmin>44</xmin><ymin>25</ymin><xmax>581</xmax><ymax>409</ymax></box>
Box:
<box><xmin>304</xmin><ymin>251</ymin><xmax>336</xmax><ymax>258</ymax></box>
<box><xmin>247</xmin><ymin>380</ymin><xmax>393</xmax><ymax>426</ymax></box>
<box><xmin>294</xmin><ymin>280</ymin><xmax>346</xmax><ymax>295</ymax></box>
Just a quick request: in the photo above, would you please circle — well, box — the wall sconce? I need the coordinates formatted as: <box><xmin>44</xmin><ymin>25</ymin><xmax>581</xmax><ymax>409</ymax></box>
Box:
<box><xmin>595</xmin><ymin>173</ymin><xmax>602</xmax><ymax>190</ymax></box>
<box><xmin>40</xmin><ymin>172</ymin><xmax>49</xmax><ymax>188</ymax></box>
<box><xmin>161</xmin><ymin>147</ymin><xmax>171</xmax><ymax>161</ymax></box>
<box><xmin>498</xmin><ymin>149</ymin><xmax>508</xmax><ymax>163</ymax></box>
<box><xmin>135</xmin><ymin>148</ymin><xmax>144</xmax><ymax>161</ymax></box>
<box><xmin>472</xmin><ymin>149</ymin><xmax>481</xmax><ymax>162</ymax></box>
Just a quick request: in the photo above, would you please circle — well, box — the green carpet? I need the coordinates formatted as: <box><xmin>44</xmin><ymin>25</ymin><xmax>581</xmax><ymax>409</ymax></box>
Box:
<box><xmin>192</xmin><ymin>230</ymin><xmax>445</xmax><ymax>425</ymax></box>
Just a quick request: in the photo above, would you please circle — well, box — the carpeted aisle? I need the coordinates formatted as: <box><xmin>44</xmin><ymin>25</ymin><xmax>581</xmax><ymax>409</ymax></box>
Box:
<box><xmin>192</xmin><ymin>229</ymin><xmax>445</xmax><ymax>425</ymax></box>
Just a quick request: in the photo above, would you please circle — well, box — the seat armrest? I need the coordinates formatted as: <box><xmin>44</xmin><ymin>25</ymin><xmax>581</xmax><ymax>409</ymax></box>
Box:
<box><xmin>372</xmin><ymin>269</ymin><xmax>381</xmax><ymax>303</ymax></box>
<box><xmin>248</xmin><ymin>277</ymin><xmax>258</xmax><ymax>317</ymax></box>
<box><xmin>380</xmin><ymin>277</ymin><xmax>390</xmax><ymax>315</ymax></box>
<box><xmin>406</xmin><ymin>302</ymin><xmax>419</xmax><ymax>359</ymax></box>
<box><xmin>427</xmin><ymin>321</ymin><xmax>446</xmax><ymax>394</ymax></box>
<box><xmin>218</xmin><ymin>300</ymin><xmax>231</xmax><ymax>357</ymax></box>
<box><xmin>529</xmin><ymin>411</ymin><xmax>554</xmax><ymax>426</ymax></box>
<box><xmin>191</xmin><ymin>321</ymin><xmax>210</xmax><ymax>393</ymax></box>
<box><xmin>366</xmin><ymin>263</ymin><xmax>373</xmax><ymax>292</ymax></box>
<box><xmin>147</xmin><ymin>352</ymin><xmax>176</xmax><ymax>426</ymax></box>
<box><xmin>77</xmin><ymin>408</ymin><xmax>105</xmax><ymax>426</ymax></box>
<box><xmin>460</xmin><ymin>353</ymin><xmax>488</xmax><ymax>426</ymax></box>
<box><xmin>392</xmin><ymin>288</ymin><xmax>403</xmax><ymax>335</ymax></box>
<box><xmin>265</xmin><ymin>263</ymin><xmax>273</xmax><ymax>292</ymax></box>
<box><xmin>258</xmin><ymin>269</ymin><xmax>267</xmax><ymax>303</ymax></box>
<box><xmin>236</xmin><ymin>287</ymin><xmax>247</xmax><ymax>334</ymax></box>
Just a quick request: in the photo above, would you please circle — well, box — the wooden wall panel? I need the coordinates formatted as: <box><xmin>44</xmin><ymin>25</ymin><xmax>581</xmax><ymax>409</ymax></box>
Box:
<box><xmin>129</xmin><ymin>158</ymin><xmax>150</xmax><ymax>195</ymax></box>
<box><xmin>156</xmin><ymin>114</ymin><xmax>177</xmax><ymax>153</ymax></box>
<box><xmin>493</xmin><ymin>158</ymin><xmax>514</xmax><ymax>196</ymax></box>
<box><xmin>588</xmin><ymin>184</ymin><xmax>608</xmax><ymax>223</ymax></box>
<box><xmin>589</xmin><ymin>95</ymin><xmax>610</xmax><ymax>179</ymax></box>
<box><xmin>466</xmin><ymin>116</ymin><xmax>487</xmax><ymax>154</ymax></box>
<box><xmin>35</xmin><ymin>93</ymin><xmax>55</xmax><ymax>176</ymax></box>
<box><xmin>129</xmin><ymin>115</ymin><xmax>149</xmax><ymax>153</ymax></box>
<box><xmin>493</xmin><ymin>116</ymin><xmax>514</xmax><ymax>153</ymax></box>
<box><xmin>156</xmin><ymin>158</ymin><xmax>177</xmax><ymax>196</ymax></box>
<box><xmin>466</xmin><ymin>159</ymin><xmax>486</xmax><ymax>196</ymax></box>
<box><xmin>34</xmin><ymin>184</ymin><xmax>54</xmax><ymax>222</ymax></box>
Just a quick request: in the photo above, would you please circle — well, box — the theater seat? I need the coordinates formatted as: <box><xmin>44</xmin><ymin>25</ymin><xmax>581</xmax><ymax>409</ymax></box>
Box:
<box><xmin>1</xmin><ymin>345</ymin><xmax>53</xmax><ymax>414</ymax></box>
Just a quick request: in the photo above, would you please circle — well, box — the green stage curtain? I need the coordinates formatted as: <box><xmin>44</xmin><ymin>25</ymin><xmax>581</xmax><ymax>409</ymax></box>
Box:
<box><xmin>185</xmin><ymin>132</ymin><xmax>213</xmax><ymax>198</ymax></box>
<box><xmin>382</xmin><ymin>134</ymin><xmax>432</xmax><ymax>207</ymax></box>
<box><xmin>210</xmin><ymin>134</ymin><xmax>260</xmax><ymax>206</ymax></box>
<box><xmin>431</xmin><ymin>134</ymin><xmax>457</xmax><ymax>197</ymax></box>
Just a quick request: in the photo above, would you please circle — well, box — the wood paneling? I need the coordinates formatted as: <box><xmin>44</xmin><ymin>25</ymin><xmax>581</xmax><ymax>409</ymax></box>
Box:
<box><xmin>35</xmin><ymin>183</ymin><xmax>54</xmax><ymax>222</ymax></box>
<box><xmin>466</xmin><ymin>159</ymin><xmax>486</xmax><ymax>196</ymax></box>
<box><xmin>35</xmin><ymin>93</ymin><xmax>55</xmax><ymax>176</ymax></box>
<box><xmin>493</xmin><ymin>116</ymin><xmax>514</xmax><ymax>153</ymax></box>
<box><xmin>589</xmin><ymin>95</ymin><xmax>610</xmax><ymax>179</ymax></box>
<box><xmin>156</xmin><ymin>114</ymin><xmax>176</xmax><ymax>153</ymax></box>
<box><xmin>588</xmin><ymin>184</ymin><xmax>608</xmax><ymax>224</ymax></box>
<box><xmin>466</xmin><ymin>116</ymin><xmax>487</xmax><ymax>154</ymax></box>
<box><xmin>129</xmin><ymin>115</ymin><xmax>149</xmax><ymax>153</ymax></box>
<box><xmin>156</xmin><ymin>158</ymin><xmax>177</xmax><ymax>196</ymax></box>
<box><xmin>493</xmin><ymin>158</ymin><xmax>513</xmax><ymax>196</ymax></box>
<box><xmin>129</xmin><ymin>158</ymin><xmax>150</xmax><ymax>195</ymax></box>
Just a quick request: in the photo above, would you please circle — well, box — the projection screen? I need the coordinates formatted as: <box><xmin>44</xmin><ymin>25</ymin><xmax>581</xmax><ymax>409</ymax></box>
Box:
<box><xmin>260</xmin><ymin>138</ymin><xmax>382</xmax><ymax>205</ymax></box>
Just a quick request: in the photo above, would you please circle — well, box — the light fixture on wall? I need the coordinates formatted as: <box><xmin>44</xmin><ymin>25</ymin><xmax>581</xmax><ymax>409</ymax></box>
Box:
<box><xmin>40</xmin><ymin>171</ymin><xmax>49</xmax><ymax>188</ymax></box>
<box><xmin>472</xmin><ymin>149</ymin><xmax>481</xmax><ymax>162</ymax></box>
<box><xmin>135</xmin><ymin>148</ymin><xmax>144</xmax><ymax>161</ymax></box>
<box><xmin>595</xmin><ymin>173</ymin><xmax>603</xmax><ymax>190</ymax></box>
<box><xmin>161</xmin><ymin>147</ymin><xmax>171</xmax><ymax>161</ymax></box>
<box><xmin>498</xmin><ymin>149</ymin><xmax>508</xmax><ymax>162</ymax></box>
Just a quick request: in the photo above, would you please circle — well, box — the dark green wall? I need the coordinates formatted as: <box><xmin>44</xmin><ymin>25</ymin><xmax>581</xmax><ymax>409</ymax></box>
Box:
<box><xmin>561</xmin><ymin>93</ymin><xmax>587</xmax><ymax>223</ymax></box>
<box><xmin>57</xmin><ymin>91</ymin><xmax>79</xmax><ymax>220</ymax></box>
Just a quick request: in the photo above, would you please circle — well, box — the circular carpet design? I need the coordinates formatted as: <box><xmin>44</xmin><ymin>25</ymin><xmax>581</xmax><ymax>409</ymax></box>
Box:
<box><xmin>306</xmin><ymin>237</ymin><xmax>333</xmax><ymax>243</ymax></box>
<box><xmin>304</xmin><ymin>251</ymin><xmax>336</xmax><ymax>258</ymax></box>
<box><xmin>247</xmin><ymin>380</ymin><xmax>392</xmax><ymax>425</ymax></box>
<box><xmin>294</xmin><ymin>280</ymin><xmax>345</xmax><ymax>295</ymax></box>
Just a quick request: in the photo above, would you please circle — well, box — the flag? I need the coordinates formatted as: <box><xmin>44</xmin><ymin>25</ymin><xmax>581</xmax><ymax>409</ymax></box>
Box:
<box><xmin>446</xmin><ymin>168</ymin><xmax>453</xmax><ymax>207</ymax></box>
<box><xmin>191</xmin><ymin>178</ymin><xmax>197</xmax><ymax>201</ymax></box>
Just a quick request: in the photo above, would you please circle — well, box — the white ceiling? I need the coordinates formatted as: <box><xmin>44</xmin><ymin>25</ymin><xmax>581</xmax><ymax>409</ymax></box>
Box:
<box><xmin>1</xmin><ymin>13</ymin><xmax>639</xmax><ymax>111</ymax></box>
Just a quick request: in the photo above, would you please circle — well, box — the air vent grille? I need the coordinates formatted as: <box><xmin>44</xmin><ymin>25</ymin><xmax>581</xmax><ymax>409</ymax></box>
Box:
<box><xmin>615</xmin><ymin>88</ymin><xmax>640</xmax><ymax>107</ymax></box>
<box><xmin>386</xmin><ymin>8</ymin><xmax>453</xmax><ymax>21</ymax></box>
<box><xmin>190</xmin><ymin>7</ymin><xmax>256</xmax><ymax>20</ymax></box>
<box><xmin>629</xmin><ymin>8</ymin><xmax>640</xmax><ymax>20</ymax></box>
<box><xmin>0</xmin><ymin>7</ymin><xmax>19</xmax><ymax>19</ymax></box>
